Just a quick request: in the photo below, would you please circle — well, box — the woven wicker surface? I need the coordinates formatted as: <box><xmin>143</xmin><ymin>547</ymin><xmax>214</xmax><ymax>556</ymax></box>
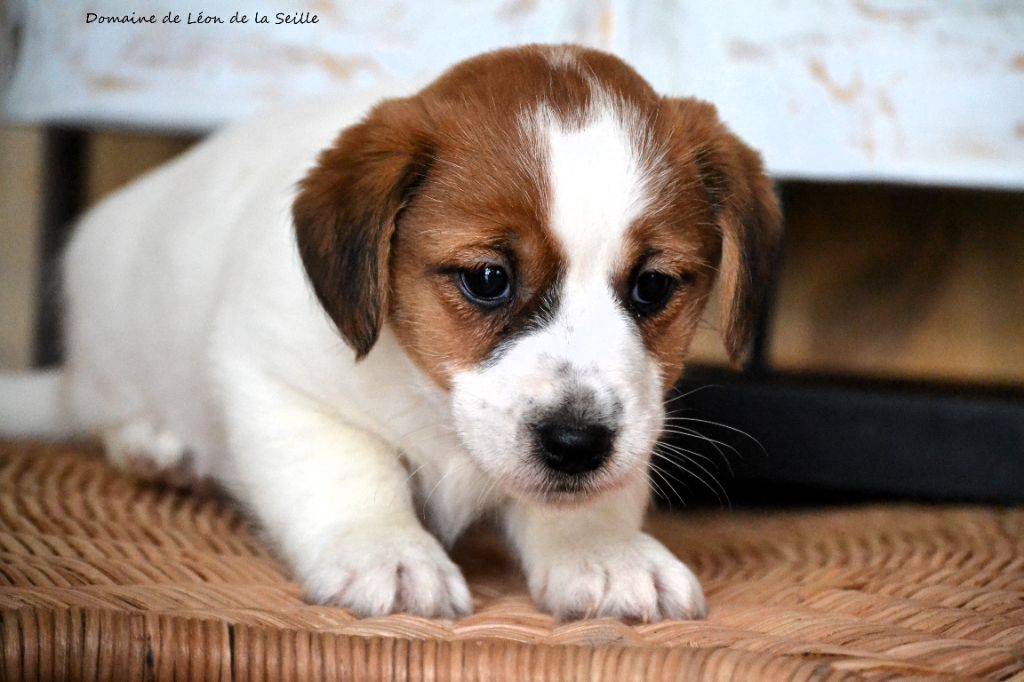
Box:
<box><xmin>1</xmin><ymin>442</ymin><xmax>1022</xmax><ymax>681</ymax></box>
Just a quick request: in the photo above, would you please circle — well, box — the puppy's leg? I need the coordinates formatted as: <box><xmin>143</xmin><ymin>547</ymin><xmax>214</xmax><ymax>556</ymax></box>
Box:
<box><xmin>222</xmin><ymin>382</ymin><xmax>471</xmax><ymax>618</ymax></box>
<box><xmin>505</xmin><ymin>478</ymin><xmax>706</xmax><ymax>622</ymax></box>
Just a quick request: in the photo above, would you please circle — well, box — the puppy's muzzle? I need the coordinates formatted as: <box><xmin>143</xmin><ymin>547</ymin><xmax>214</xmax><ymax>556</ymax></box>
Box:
<box><xmin>533</xmin><ymin>418</ymin><xmax>614</xmax><ymax>475</ymax></box>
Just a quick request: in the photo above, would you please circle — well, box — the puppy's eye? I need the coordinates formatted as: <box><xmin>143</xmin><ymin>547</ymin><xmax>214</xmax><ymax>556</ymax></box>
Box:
<box><xmin>458</xmin><ymin>265</ymin><xmax>512</xmax><ymax>307</ymax></box>
<box><xmin>630</xmin><ymin>271</ymin><xmax>678</xmax><ymax>314</ymax></box>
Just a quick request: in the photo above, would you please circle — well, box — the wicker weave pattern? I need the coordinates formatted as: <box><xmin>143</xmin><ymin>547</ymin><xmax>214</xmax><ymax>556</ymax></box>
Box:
<box><xmin>1</xmin><ymin>442</ymin><xmax>1022</xmax><ymax>680</ymax></box>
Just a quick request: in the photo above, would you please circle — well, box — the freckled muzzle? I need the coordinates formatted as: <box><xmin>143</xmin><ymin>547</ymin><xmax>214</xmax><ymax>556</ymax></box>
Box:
<box><xmin>526</xmin><ymin>392</ymin><xmax>621</xmax><ymax>478</ymax></box>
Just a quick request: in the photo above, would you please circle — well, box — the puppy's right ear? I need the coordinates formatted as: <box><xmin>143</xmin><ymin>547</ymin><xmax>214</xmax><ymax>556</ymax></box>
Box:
<box><xmin>292</xmin><ymin>98</ymin><xmax>432</xmax><ymax>359</ymax></box>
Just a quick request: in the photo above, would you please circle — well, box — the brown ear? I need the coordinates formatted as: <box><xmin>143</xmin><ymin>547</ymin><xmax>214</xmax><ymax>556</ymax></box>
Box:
<box><xmin>664</xmin><ymin>98</ymin><xmax>783</xmax><ymax>367</ymax></box>
<box><xmin>292</xmin><ymin>98</ymin><xmax>432</xmax><ymax>359</ymax></box>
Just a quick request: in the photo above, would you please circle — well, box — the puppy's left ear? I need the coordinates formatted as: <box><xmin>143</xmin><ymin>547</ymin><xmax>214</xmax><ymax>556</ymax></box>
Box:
<box><xmin>663</xmin><ymin>98</ymin><xmax>783</xmax><ymax>367</ymax></box>
<box><xmin>292</xmin><ymin>97</ymin><xmax>432</xmax><ymax>359</ymax></box>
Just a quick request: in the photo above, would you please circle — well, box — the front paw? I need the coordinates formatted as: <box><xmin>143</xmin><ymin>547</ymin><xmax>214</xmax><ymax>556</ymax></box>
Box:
<box><xmin>528</xmin><ymin>533</ymin><xmax>706</xmax><ymax>622</ymax></box>
<box><xmin>299</xmin><ymin>528</ymin><xmax>472</xmax><ymax>618</ymax></box>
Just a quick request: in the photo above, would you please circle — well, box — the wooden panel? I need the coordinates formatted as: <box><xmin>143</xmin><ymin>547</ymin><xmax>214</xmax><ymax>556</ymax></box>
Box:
<box><xmin>86</xmin><ymin>132</ymin><xmax>195</xmax><ymax>206</ymax></box>
<box><xmin>682</xmin><ymin>286</ymin><xmax>731</xmax><ymax>368</ymax></box>
<box><xmin>770</xmin><ymin>183</ymin><xmax>1024</xmax><ymax>386</ymax></box>
<box><xmin>0</xmin><ymin>127</ymin><xmax>44</xmax><ymax>369</ymax></box>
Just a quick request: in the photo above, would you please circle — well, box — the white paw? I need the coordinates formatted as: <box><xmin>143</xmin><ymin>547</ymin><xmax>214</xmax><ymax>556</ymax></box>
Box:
<box><xmin>102</xmin><ymin>419</ymin><xmax>196</xmax><ymax>486</ymax></box>
<box><xmin>299</xmin><ymin>528</ymin><xmax>472</xmax><ymax>618</ymax></box>
<box><xmin>527</xmin><ymin>533</ymin><xmax>706</xmax><ymax>622</ymax></box>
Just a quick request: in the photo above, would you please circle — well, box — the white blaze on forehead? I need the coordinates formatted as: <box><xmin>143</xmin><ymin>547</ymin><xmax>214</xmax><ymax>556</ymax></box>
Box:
<box><xmin>541</xmin><ymin>103</ymin><xmax>650</xmax><ymax>282</ymax></box>
<box><xmin>513</xmin><ymin>100</ymin><xmax>657</xmax><ymax>370</ymax></box>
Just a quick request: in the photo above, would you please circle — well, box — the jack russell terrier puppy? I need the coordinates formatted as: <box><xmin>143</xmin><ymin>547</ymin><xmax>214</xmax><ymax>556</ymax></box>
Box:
<box><xmin>0</xmin><ymin>45</ymin><xmax>781</xmax><ymax>621</ymax></box>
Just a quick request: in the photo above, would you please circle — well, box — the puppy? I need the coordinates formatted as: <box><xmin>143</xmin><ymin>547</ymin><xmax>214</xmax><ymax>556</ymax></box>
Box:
<box><xmin>0</xmin><ymin>45</ymin><xmax>781</xmax><ymax>621</ymax></box>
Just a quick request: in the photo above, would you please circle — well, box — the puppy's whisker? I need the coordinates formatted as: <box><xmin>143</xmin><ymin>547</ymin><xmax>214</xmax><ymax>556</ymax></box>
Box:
<box><xmin>653</xmin><ymin>452</ymin><xmax>724</xmax><ymax>508</ymax></box>
<box><xmin>650</xmin><ymin>458</ymin><xmax>691</xmax><ymax>492</ymax></box>
<box><xmin>419</xmin><ymin>459</ymin><xmax>468</xmax><ymax>518</ymax></box>
<box><xmin>662</xmin><ymin>416</ymin><xmax>767</xmax><ymax>456</ymax></box>
<box><xmin>646</xmin><ymin>460</ymin><xmax>688</xmax><ymax>510</ymax></box>
<box><xmin>662</xmin><ymin>383</ymin><xmax>719</xmax><ymax>407</ymax></box>
<box><xmin>659</xmin><ymin>426</ymin><xmax>739</xmax><ymax>474</ymax></box>
<box><xmin>403</xmin><ymin>460</ymin><xmax>430</xmax><ymax>487</ymax></box>
<box><xmin>474</xmin><ymin>472</ymin><xmax>503</xmax><ymax>511</ymax></box>
<box><xmin>661</xmin><ymin>424</ymin><xmax>741</xmax><ymax>458</ymax></box>
<box><xmin>645</xmin><ymin>473</ymin><xmax>671</xmax><ymax>511</ymax></box>
<box><xmin>647</xmin><ymin>453</ymin><xmax>699</xmax><ymax>505</ymax></box>
<box><xmin>654</xmin><ymin>441</ymin><xmax>731</xmax><ymax>509</ymax></box>
<box><xmin>653</xmin><ymin>439</ymin><xmax>722</xmax><ymax>472</ymax></box>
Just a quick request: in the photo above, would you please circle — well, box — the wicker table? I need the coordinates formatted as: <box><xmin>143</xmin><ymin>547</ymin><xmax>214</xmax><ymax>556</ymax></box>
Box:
<box><xmin>1</xmin><ymin>442</ymin><xmax>1021</xmax><ymax>680</ymax></box>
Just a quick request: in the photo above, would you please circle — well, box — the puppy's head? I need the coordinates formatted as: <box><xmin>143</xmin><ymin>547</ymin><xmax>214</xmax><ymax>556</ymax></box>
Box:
<box><xmin>294</xmin><ymin>45</ymin><xmax>782</xmax><ymax>504</ymax></box>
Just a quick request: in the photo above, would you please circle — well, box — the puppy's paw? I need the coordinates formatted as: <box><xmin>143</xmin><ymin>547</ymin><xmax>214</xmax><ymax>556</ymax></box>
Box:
<box><xmin>102</xmin><ymin>420</ymin><xmax>198</xmax><ymax>488</ymax></box>
<box><xmin>528</xmin><ymin>533</ymin><xmax>705</xmax><ymax>622</ymax></box>
<box><xmin>300</xmin><ymin>528</ymin><xmax>472</xmax><ymax>618</ymax></box>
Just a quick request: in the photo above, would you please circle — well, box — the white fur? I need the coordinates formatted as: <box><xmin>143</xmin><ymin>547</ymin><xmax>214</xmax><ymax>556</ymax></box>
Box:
<box><xmin>0</xmin><ymin>85</ymin><xmax>705</xmax><ymax>621</ymax></box>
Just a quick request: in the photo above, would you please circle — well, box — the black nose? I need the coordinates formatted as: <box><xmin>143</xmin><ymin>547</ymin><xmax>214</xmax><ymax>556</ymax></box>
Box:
<box><xmin>534</xmin><ymin>420</ymin><xmax>614</xmax><ymax>474</ymax></box>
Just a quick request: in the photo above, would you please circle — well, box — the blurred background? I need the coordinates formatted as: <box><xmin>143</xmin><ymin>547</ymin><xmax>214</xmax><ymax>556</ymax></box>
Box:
<box><xmin>1</xmin><ymin>0</ymin><xmax>1022</xmax><ymax>503</ymax></box>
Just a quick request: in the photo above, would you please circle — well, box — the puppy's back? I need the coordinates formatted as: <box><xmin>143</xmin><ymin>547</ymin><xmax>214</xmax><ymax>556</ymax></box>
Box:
<box><xmin>59</xmin><ymin>85</ymin><xmax>414</xmax><ymax>462</ymax></box>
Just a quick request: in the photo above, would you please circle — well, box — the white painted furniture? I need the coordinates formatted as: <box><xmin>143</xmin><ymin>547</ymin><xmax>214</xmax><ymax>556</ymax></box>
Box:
<box><xmin>3</xmin><ymin>0</ymin><xmax>1022</xmax><ymax>188</ymax></box>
